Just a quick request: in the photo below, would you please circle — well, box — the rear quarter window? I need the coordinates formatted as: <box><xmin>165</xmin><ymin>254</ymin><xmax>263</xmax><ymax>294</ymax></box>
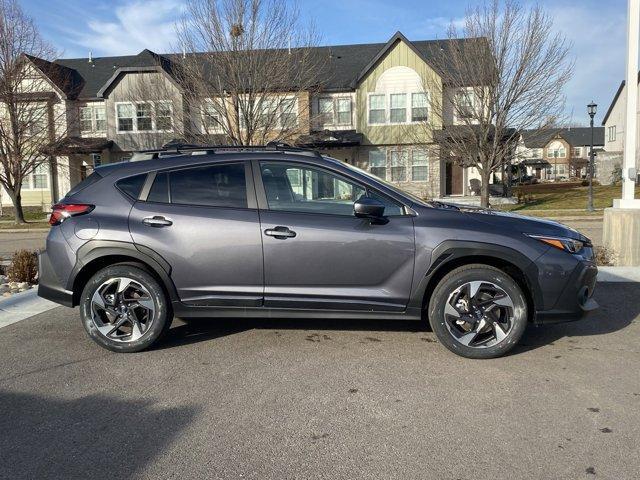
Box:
<box><xmin>116</xmin><ymin>174</ymin><xmax>147</xmax><ymax>200</ymax></box>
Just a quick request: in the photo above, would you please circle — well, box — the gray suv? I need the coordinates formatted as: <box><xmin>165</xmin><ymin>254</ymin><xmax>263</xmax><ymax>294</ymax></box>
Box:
<box><xmin>38</xmin><ymin>145</ymin><xmax>598</xmax><ymax>359</ymax></box>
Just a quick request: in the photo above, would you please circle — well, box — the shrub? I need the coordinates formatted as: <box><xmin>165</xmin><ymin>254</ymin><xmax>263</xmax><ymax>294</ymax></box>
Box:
<box><xmin>580</xmin><ymin>179</ymin><xmax>589</xmax><ymax>187</ymax></box>
<box><xmin>594</xmin><ymin>246</ymin><xmax>613</xmax><ymax>266</ymax></box>
<box><xmin>7</xmin><ymin>250</ymin><xmax>38</xmax><ymax>284</ymax></box>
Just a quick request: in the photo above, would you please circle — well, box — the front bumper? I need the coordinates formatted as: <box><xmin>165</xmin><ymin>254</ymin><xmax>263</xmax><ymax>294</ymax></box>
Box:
<box><xmin>534</xmin><ymin>259</ymin><xmax>598</xmax><ymax>324</ymax></box>
<box><xmin>38</xmin><ymin>249</ymin><xmax>73</xmax><ymax>307</ymax></box>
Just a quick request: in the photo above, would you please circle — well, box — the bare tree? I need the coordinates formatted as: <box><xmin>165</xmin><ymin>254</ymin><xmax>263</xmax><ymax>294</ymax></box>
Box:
<box><xmin>419</xmin><ymin>0</ymin><xmax>573</xmax><ymax>207</ymax></box>
<box><xmin>0</xmin><ymin>0</ymin><xmax>69</xmax><ymax>223</ymax></box>
<box><xmin>176</xmin><ymin>0</ymin><xmax>326</xmax><ymax>146</ymax></box>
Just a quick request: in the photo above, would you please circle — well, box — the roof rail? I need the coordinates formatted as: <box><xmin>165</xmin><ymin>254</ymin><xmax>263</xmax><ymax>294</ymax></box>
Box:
<box><xmin>131</xmin><ymin>141</ymin><xmax>323</xmax><ymax>161</ymax></box>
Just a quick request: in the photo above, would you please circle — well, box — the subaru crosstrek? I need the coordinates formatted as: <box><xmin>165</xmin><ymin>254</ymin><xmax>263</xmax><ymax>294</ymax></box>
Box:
<box><xmin>38</xmin><ymin>146</ymin><xmax>598</xmax><ymax>359</ymax></box>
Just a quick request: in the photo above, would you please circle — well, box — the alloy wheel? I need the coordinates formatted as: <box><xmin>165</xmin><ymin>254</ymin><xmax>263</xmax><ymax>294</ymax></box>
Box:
<box><xmin>443</xmin><ymin>281</ymin><xmax>515</xmax><ymax>349</ymax></box>
<box><xmin>90</xmin><ymin>277</ymin><xmax>155</xmax><ymax>343</ymax></box>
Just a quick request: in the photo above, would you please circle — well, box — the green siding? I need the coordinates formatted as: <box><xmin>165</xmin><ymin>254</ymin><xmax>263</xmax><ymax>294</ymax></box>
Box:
<box><xmin>356</xmin><ymin>40</ymin><xmax>442</xmax><ymax>146</ymax></box>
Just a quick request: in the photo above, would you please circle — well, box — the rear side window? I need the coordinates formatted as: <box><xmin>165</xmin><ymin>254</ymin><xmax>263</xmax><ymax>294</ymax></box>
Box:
<box><xmin>116</xmin><ymin>174</ymin><xmax>147</xmax><ymax>200</ymax></box>
<box><xmin>66</xmin><ymin>171</ymin><xmax>102</xmax><ymax>197</ymax></box>
<box><xmin>147</xmin><ymin>163</ymin><xmax>247</xmax><ymax>208</ymax></box>
<box><xmin>147</xmin><ymin>172</ymin><xmax>169</xmax><ymax>203</ymax></box>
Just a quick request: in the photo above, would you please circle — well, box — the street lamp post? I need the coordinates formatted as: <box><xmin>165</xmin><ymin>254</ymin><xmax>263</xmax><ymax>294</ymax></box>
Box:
<box><xmin>587</xmin><ymin>101</ymin><xmax>597</xmax><ymax>212</ymax></box>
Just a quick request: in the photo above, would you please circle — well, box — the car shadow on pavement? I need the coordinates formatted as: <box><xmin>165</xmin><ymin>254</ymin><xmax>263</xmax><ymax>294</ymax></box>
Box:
<box><xmin>0</xmin><ymin>391</ymin><xmax>199</xmax><ymax>480</ymax></box>
<box><xmin>157</xmin><ymin>282</ymin><xmax>639</xmax><ymax>355</ymax></box>
<box><xmin>514</xmin><ymin>282</ymin><xmax>640</xmax><ymax>354</ymax></box>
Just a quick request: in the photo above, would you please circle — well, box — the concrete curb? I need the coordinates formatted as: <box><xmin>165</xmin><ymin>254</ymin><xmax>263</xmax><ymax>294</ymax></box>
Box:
<box><xmin>0</xmin><ymin>289</ymin><xmax>57</xmax><ymax>329</ymax></box>
<box><xmin>0</xmin><ymin>228</ymin><xmax>50</xmax><ymax>233</ymax></box>
<box><xmin>597</xmin><ymin>266</ymin><xmax>640</xmax><ymax>283</ymax></box>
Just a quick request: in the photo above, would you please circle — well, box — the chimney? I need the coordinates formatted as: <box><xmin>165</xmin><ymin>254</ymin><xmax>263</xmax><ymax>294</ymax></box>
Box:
<box><xmin>88</xmin><ymin>51</ymin><xmax>93</xmax><ymax>63</ymax></box>
<box><xmin>182</xmin><ymin>47</ymin><xmax>186</xmax><ymax>59</ymax></box>
<box><xmin>288</xmin><ymin>37</ymin><xmax>291</xmax><ymax>55</ymax></box>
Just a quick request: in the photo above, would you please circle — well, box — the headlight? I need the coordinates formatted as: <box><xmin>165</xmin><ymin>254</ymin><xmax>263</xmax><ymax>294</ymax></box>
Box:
<box><xmin>526</xmin><ymin>234</ymin><xmax>584</xmax><ymax>254</ymax></box>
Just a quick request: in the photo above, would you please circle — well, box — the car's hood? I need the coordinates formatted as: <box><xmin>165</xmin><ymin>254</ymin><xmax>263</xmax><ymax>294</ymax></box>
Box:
<box><xmin>425</xmin><ymin>201</ymin><xmax>589</xmax><ymax>242</ymax></box>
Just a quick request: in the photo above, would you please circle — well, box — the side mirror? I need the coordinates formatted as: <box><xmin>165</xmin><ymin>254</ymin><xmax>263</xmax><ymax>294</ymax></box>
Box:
<box><xmin>354</xmin><ymin>197</ymin><xmax>386</xmax><ymax>221</ymax></box>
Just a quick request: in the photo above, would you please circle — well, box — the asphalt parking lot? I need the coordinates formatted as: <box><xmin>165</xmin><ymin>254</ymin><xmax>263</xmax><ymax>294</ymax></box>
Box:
<box><xmin>1</xmin><ymin>283</ymin><xmax>639</xmax><ymax>480</ymax></box>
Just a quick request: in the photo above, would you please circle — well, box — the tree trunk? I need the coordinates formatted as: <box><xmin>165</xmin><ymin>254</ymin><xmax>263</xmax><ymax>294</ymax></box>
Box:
<box><xmin>480</xmin><ymin>170</ymin><xmax>491</xmax><ymax>208</ymax></box>
<box><xmin>7</xmin><ymin>189</ymin><xmax>26</xmax><ymax>224</ymax></box>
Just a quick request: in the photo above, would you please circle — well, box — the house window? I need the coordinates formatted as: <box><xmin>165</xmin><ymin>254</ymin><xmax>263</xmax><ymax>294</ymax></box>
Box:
<box><xmin>389</xmin><ymin>149</ymin><xmax>408</xmax><ymax>182</ymax></box>
<box><xmin>317</xmin><ymin>97</ymin><xmax>351</xmax><ymax>126</ymax></box>
<box><xmin>117</xmin><ymin>104</ymin><xmax>134</xmax><ymax>132</ymax></box>
<box><xmin>411</xmin><ymin>93</ymin><xmax>428</xmax><ymax>122</ymax></box>
<box><xmin>412</xmin><ymin>149</ymin><xmax>429</xmax><ymax>181</ymax></box>
<box><xmin>368</xmin><ymin>149</ymin><xmax>387</xmax><ymax>179</ymax></box>
<box><xmin>279</xmin><ymin>97</ymin><xmax>298</xmax><ymax>128</ymax></box>
<box><xmin>608</xmin><ymin>125</ymin><xmax>616</xmax><ymax>142</ymax></box>
<box><xmin>455</xmin><ymin>89</ymin><xmax>475</xmax><ymax>120</ymax></box>
<box><xmin>389</xmin><ymin>94</ymin><xmax>407</xmax><ymax>123</ymax></box>
<box><xmin>548</xmin><ymin>147</ymin><xmax>566</xmax><ymax>158</ymax></box>
<box><xmin>203</xmin><ymin>101</ymin><xmax>221</xmax><ymax>132</ymax></box>
<box><xmin>572</xmin><ymin>147</ymin><xmax>582</xmax><ymax>157</ymax></box>
<box><xmin>369</xmin><ymin>94</ymin><xmax>386</xmax><ymax>124</ymax></box>
<box><xmin>136</xmin><ymin>103</ymin><xmax>152</xmax><ymax>131</ymax></box>
<box><xmin>21</xmin><ymin>162</ymin><xmax>49</xmax><ymax>190</ymax></box>
<box><xmin>156</xmin><ymin>102</ymin><xmax>172</xmax><ymax>131</ymax></box>
<box><xmin>116</xmin><ymin>102</ymin><xmax>173</xmax><ymax>133</ymax></box>
<box><xmin>531</xmin><ymin>148</ymin><xmax>542</xmax><ymax>158</ymax></box>
<box><xmin>80</xmin><ymin>105</ymin><xmax>106</xmax><ymax>133</ymax></box>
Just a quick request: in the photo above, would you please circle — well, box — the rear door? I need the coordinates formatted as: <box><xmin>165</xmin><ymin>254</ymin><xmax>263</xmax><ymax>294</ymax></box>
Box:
<box><xmin>255</xmin><ymin>160</ymin><xmax>415</xmax><ymax>311</ymax></box>
<box><xmin>129</xmin><ymin>161</ymin><xmax>264</xmax><ymax>307</ymax></box>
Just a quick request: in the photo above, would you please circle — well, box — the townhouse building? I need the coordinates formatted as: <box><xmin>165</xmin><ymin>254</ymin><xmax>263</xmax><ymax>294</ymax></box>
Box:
<box><xmin>2</xmin><ymin>32</ymin><xmax>492</xmax><ymax>208</ymax></box>
<box><xmin>518</xmin><ymin>127</ymin><xmax>605</xmax><ymax>181</ymax></box>
<box><xmin>601</xmin><ymin>73</ymin><xmax>640</xmax><ymax>182</ymax></box>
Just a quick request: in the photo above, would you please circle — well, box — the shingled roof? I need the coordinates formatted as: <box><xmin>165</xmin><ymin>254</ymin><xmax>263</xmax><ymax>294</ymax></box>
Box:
<box><xmin>29</xmin><ymin>32</ymin><xmax>488</xmax><ymax>100</ymax></box>
<box><xmin>521</xmin><ymin>127</ymin><xmax>605</xmax><ymax>148</ymax></box>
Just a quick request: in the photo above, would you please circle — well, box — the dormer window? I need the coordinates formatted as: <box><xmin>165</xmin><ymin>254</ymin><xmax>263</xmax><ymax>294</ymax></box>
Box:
<box><xmin>116</xmin><ymin>101</ymin><xmax>173</xmax><ymax>133</ymax></box>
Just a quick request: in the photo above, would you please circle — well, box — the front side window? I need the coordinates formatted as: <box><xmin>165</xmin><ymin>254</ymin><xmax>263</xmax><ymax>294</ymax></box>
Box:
<box><xmin>390</xmin><ymin>94</ymin><xmax>407</xmax><ymax>123</ymax></box>
<box><xmin>369</xmin><ymin>94</ymin><xmax>386</xmax><ymax>124</ymax></box>
<box><xmin>203</xmin><ymin>102</ymin><xmax>221</xmax><ymax>132</ymax></box>
<box><xmin>80</xmin><ymin>107</ymin><xmax>93</xmax><ymax>132</ymax></box>
<box><xmin>318</xmin><ymin>98</ymin><xmax>334</xmax><ymax>125</ymax></box>
<box><xmin>573</xmin><ymin>147</ymin><xmax>582</xmax><ymax>157</ymax></box>
<box><xmin>261</xmin><ymin>163</ymin><xmax>366</xmax><ymax>216</ymax></box>
<box><xmin>260</xmin><ymin>162</ymin><xmax>404</xmax><ymax>216</ymax></box>
<box><xmin>608</xmin><ymin>126</ymin><xmax>616</xmax><ymax>142</ymax></box>
<box><xmin>336</xmin><ymin>98</ymin><xmax>351</xmax><ymax>125</ymax></box>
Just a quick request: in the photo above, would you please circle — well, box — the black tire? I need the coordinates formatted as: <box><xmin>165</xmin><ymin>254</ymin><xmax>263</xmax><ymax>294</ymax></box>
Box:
<box><xmin>428</xmin><ymin>264</ymin><xmax>528</xmax><ymax>359</ymax></box>
<box><xmin>80</xmin><ymin>264</ymin><xmax>173</xmax><ymax>353</ymax></box>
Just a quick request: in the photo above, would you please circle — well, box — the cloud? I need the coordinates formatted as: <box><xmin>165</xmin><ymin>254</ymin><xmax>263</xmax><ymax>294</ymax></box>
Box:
<box><xmin>547</xmin><ymin>2</ymin><xmax>626</xmax><ymax>123</ymax></box>
<box><xmin>70</xmin><ymin>0</ymin><xmax>185</xmax><ymax>56</ymax></box>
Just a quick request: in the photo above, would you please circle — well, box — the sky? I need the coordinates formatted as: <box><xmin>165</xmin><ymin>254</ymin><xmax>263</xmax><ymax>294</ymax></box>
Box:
<box><xmin>21</xmin><ymin>0</ymin><xmax>630</xmax><ymax>125</ymax></box>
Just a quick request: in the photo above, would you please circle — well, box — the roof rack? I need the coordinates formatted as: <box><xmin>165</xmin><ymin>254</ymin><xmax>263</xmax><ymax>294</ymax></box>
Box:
<box><xmin>131</xmin><ymin>141</ymin><xmax>323</xmax><ymax>161</ymax></box>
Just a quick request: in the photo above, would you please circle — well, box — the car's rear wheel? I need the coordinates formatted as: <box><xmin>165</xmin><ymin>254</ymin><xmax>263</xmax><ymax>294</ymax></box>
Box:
<box><xmin>428</xmin><ymin>264</ymin><xmax>528</xmax><ymax>359</ymax></box>
<box><xmin>80</xmin><ymin>264</ymin><xmax>172</xmax><ymax>353</ymax></box>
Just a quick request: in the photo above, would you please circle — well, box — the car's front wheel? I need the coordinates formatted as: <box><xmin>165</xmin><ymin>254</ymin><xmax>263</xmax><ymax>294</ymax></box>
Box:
<box><xmin>80</xmin><ymin>264</ymin><xmax>172</xmax><ymax>353</ymax></box>
<box><xmin>428</xmin><ymin>264</ymin><xmax>528</xmax><ymax>359</ymax></box>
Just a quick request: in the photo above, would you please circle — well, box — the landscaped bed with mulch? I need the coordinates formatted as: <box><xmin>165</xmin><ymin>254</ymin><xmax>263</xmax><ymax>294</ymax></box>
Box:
<box><xmin>0</xmin><ymin>250</ymin><xmax>38</xmax><ymax>298</ymax></box>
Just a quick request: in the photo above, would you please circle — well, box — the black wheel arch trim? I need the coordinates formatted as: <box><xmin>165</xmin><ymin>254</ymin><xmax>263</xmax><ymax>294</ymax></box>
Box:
<box><xmin>68</xmin><ymin>240</ymin><xmax>179</xmax><ymax>306</ymax></box>
<box><xmin>410</xmin><ymin>240</ymin><xmax>543</xmax><ymax>312</ymax></box>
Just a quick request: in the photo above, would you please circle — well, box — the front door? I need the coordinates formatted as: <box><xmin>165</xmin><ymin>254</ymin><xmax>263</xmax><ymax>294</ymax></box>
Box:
<box><xmin>445</xmin><ymin>162</ymin><xmax>464</xmax><ymax>196</ymax></box>
<box><xmin>129</xmin><ymin>161</ymin><xmax>264</xmax><ymax>306</ymax></box>
<box><xmin>256</xmin><ymin>161</ymin><xmax>415</xmax><ymax>311</ymax></box>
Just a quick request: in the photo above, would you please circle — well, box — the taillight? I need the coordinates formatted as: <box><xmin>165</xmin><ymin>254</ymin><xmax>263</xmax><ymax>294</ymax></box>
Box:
<box><xmin>48</xmin><ymin>203</ymin><xmax>94</xmax><ymax>226</ymax></box>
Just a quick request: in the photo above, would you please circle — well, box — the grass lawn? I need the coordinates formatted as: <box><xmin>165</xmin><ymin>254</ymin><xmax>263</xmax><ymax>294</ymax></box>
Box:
<box><xmin>498</xmin><ymin>182</ymin><xmax>640</xmax><ymax>214</ymax></box>
<box><xmin>0</xmin><ymin>221</ymin><xmax>49</xmax><ymax>230</ymax></box>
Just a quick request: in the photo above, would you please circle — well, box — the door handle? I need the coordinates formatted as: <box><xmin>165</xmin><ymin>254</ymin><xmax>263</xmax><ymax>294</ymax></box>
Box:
<box><xmin>142</xmin><ymin>216</ymin><xmax>173</xmax><ymax>227</ymax></box>
<box><xmin>264</xmin><ymin>226</ymin><xmax>296</xmax><ymax>239</ymax></box>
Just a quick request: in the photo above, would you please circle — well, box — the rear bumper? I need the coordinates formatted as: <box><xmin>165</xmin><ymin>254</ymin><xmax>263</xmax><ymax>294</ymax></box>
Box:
<box><xmin>37</xmin><ymin>250</ymin><xmax>73</xmax><ymax>307</ymax></box>
<box><xmin>534</xmin><ymin>260</ymin><xmax>598</xmax><ymax>324</ymax></box>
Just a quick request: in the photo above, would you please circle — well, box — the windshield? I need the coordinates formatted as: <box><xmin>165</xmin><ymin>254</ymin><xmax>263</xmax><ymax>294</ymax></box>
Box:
<box><xmin>332</xmin><ymin>158</ymin><xmax>429</xmax><ymax>206</ymax></box>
